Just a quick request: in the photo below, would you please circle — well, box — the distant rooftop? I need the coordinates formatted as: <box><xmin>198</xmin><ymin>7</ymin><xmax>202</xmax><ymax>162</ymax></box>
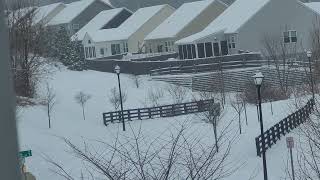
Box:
<box><xmin>88</xmin><ymin>4</ymin><xmax>174</xmax><ymax>42</ymax></box>
<box><xmin>47</xmin><ymin>0</ymin><xmax>112</xmax><ymax>26</ymax></box>
<box><xmin>145</xmin><ymin>0</ymin><xmax>226</xmax><ymax>40</ymax></box>
<box><xmin>33</xmin><ymin>2</ymin><xmax>65</xmax><ymax>25</ymax></box>
<box><xmin>71</xmin><ymin>8</ymin><xmax>130</xmax><ymax>40</ymax></box>
<box><xmin>176</xmin><ymin>0</ymin><xmax>270</xmax><ymax>44</ymax></box>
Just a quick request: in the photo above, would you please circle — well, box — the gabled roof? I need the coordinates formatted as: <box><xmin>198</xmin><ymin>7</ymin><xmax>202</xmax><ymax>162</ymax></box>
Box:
<box><xmin>47</xmin><ymin>0</ymin><xmax>112</xmax><ymax>26</ymax></box>
<box><xmin>304</xmin><ymin>2</ymin><xmax>320</xmax><ymax>14</ymax></box>
<box><xmin>176</xmin><ymin>0</ymin><xmax>270</xmax><ymax>44</ymax></box>
<box><xmin>71</xmin><ymin>8</ymin><xmax>130</xmax><ymax>41</ymax></box>
<box><xmin>145</xmin><ymin>0</ymin><xmax>226</xmax><ymax>40</ymax></box>
<box><xmin>87</xmin><ymin>4</ymin><xmax>174</xmax><ymax>42</ymax></box>
<box><xmin>33</xmin><ymin>3</ymin><xmax>66</xmax><ymax>25</ymax></box>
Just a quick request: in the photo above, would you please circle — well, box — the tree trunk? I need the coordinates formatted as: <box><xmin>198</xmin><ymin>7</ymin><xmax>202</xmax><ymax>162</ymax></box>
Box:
<box><xmin>270</xmin><ymin>101</ymin><xmax>274</xmax><ymax>115</ymax></box>
<box><xmin>82</xmin><ymin>106</ymin><xmax>86</xmax><ymax>121</ymax></box>
<box><xmin>238</xmin><ymin>113</ymin><xmax>242</xmax><ymax>134</ymax></box>
<box><xmin>244</xmin><ymin>103</ymin><xmax>248</xmax><ymax>125</ymax></box>
<box><xmin>212</xmin><ymin>117</ymin><xmax>219</xmax><ymax>152</ymax></box>
<box><xmin>47</xmin><ymin>106</ymin><xmax>51</xmax><ymax>128</ymax></box>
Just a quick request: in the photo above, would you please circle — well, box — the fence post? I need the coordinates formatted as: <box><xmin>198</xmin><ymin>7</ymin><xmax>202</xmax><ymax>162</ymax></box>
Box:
<box><xmin>128</xmin><ymin>110</ymin><xmax>131</xmax><ymax>121</ymax></box>
<box><xmin>184</xmin><ymin>103</ymin><xmax>187</xmax><ymax>114</ymax></box>
<box><xmin>138</xmin><ymin>109</ymin><xmax>141</xmax><ymax>120</ymax></box>
<box><xmin>256</xmin><ymin>137</ymin><xmax>261</xmax><ymax>157</ymax></box>
<box><xmin>159</xmin><ymin>106</ymin><xmax>163</xmax><ymax>117</ymax></box>
<box><xmin>148</xmin><ymin>108</ymin><xmax>152</xmax><ymax>118</ymax></box>
<box><xmin>110</xmin><ymin>113</ymin><xmax>113</xmax><ymax>123</ymax></box>
<box><xmin>172</xmin><ymin>104</ymin><xmax>175</xmax><ymax>116</ymax></box>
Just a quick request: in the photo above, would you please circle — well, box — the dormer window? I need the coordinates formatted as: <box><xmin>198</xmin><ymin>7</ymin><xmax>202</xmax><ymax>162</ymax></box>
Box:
<box><xmin>88</xmin><ymin>40</ymin><xmax>91</xmax><ymax>44</ymax></box>
<box><xmin>283</xmin><ymin>30</ymin><xmax>297</xmax><ymax>43</ymax></box>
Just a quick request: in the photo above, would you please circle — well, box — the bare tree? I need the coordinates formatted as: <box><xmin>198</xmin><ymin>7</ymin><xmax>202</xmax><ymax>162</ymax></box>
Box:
<box><xmin>131</xmin><ymin>74</ymin><xmax>141</xmax><ymax>88</ymax></box>
<box><xmin>145</xmin><ymin>87</ymin><xmax>164</xmax><ymax>107</ymax></box>
<box><xmin>261</xmin><ymin>29</ymin><xmax>304</xmax><ymax>95</ymax></box>
<box><xmin>108</xmin><ymin>87</ymin><xmax>127</xmax><ymax>111</ymax></box>
<box><xmin>194</xmin><ymin>91</ymin><xmax>224</xmax><ymax>151</ymax></box>
<box><xmin>74</xmin><ymin>92</ymin><xmax>91</xmax><ymax>121</ymax></box>
<box><xmin>49</xmin><ymin>123</ymin><xmax>237</xmax><ymax>180</ymax></box>
<box><xmin>6</xmin><ymin>0</ymin><xmax>50</xmax><ymax>97</ymax></box>
<box><xmin>43</xmin><ymin>83</ymin><xmax>56</xmax><ymax>128</ymax></box>
<box><xmin>166</xmin><ymin>84</ymin><xmax>187</xmax><ymax>104</ymax></box>
<box><xmin>231</xmin><ymin>94</ymin><xmax>244</xmax><ymax>134</ymax></box>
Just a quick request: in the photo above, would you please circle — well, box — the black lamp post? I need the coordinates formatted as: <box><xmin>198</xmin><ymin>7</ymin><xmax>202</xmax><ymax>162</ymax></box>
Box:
<box><xmin>307</xmin><ymin>50</ymin><xmax>315</xmax><ymax>100</ymax></box>
<box><xmin>115</xmin><ymin>65</ymin><xmax>125</xmax><ymax>131</ymax></box>
<box><xmin>253</xmin><ymin>72</ymin><xmax>268</xmax><ymax>180</ymax></box>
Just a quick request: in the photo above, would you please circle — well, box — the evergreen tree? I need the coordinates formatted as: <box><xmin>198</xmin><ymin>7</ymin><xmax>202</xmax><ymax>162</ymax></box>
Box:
<box><xmin>50</xmin><ymin>27</ymin><xmax>86</xmax><ymax>71</ymax></box>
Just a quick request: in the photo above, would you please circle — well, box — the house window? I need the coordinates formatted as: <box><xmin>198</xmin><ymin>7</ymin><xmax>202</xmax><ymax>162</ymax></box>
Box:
<box><xmin>85</xmin><ymin>47</ymin><xmax>89</xmax><ymax>58</ymax></box>
<box><xmin>290</xmin><ymin>31</ymin><xmax>297</xmax><ymax>43</ymax></box>
<box><xmin>92</xmin><ymin>47</ymin><xmax>96</xmax><ymax>57</ymax></box>
<box><xmin>111</xmin><ymin>44</ymin><xmax>121</xmax><ymax>55</ymax></box>
<box><xmin>178</xmin><ymin>45</ymin><xmax>183</xmax><ymax>59</ymax></box>
<box><xmin>157</xmin><ymin>45</ymin><xmax>163</xmax><ymax>53</ymax></box>
<box><xmin>228</xmin><ymin>36</ymin><xmax>236</xmax><ymax>49</ymax></box>
<box><xmin>165</xmin><ymin>42</ymin><xmax>169</xmax><ymax>52</ymax></box>
<box><xmin>123</xmin><ymin>42</ymin><xmax>128</xmax><ymax>53</ymax></box>
<box><xmin>197</xmin><ymin>43</ymin><xmax>205</xmax><ymax>58</ymax></box>
<box><xmin>88</xmin><ymin>40</ymin><xmax>91</xmax><ymax>44</ymax></box>
<box><xmin>205</xmin><ymin>42</ymin><xmax>213</xmax><ymax>57</ymax></box>
<box><xmin>89</xmin><ymin>47</ymin><xmax>92</xmax><ymax>58</ymax></box>
<box><xmin>149</xmin><ymin>43</ymin><xmax>153</xmax><ymax>53</ymax></box>
<box><xmin>100</xmin><ymin>48</ymin><xmax>104</xmax><ymax>56</ymax></box>
<box><xmin>283</xmin><ymin>30</ymin><xmax>297</xmax><ymax>43</ymax></box>
<box><xmin>72</xmin><ymin>24</ymin><xmax>80</xmax><ymax>30</ymax></box>
<box><xmin>191</xmin><ymin>45</ymin><xmax>196</xmax><ymax>59</ymax></box>
<box><xmin>187</xmin><ymin>44</ymin><xmax>192</xmax><ymax>59</ymax></box>
<box><xmin>183</xmin><ymin>45</ymin><xmax>188</xmax><ymax>59</ymax></box>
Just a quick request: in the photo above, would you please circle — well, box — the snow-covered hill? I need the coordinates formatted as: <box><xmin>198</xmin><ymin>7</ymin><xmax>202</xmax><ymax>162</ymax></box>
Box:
<box><xmin>18</xmin><ymin>64</ymin><xmax>305</xmax><ymax>179</ymax></box>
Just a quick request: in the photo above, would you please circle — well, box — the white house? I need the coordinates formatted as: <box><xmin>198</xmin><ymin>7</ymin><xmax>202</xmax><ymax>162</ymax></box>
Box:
<box><xmin>47</xmin><ymin>0</ymin><xmax>113</xmax><ymax>35</ymax></box>
<box><xmin>71</xmin><ymin>8</ymin><xmax>132</xmax><ymax>41</ymax></box>
<box><xmin>176</xmin><ymin>0</ymin><xmax>319</xmax><ymax>59</ymax></box>
<box><xmin>83</xmin><ymin>4</ymin><xmax>175</xmax><ymax>59</ymax></box>
<box><xmin>33</xmin><ymin>3</ymin><xmax>66</xmax><ymax>25</ymax></box>
<box><xmin>144</xmin><ymin>0</ymin><xmax>228</xmax><ymax>54</ymax></box>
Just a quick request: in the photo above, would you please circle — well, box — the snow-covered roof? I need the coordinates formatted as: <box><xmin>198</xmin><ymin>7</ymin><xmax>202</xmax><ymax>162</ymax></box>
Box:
<box><xmin>304</xmin><ymin>2</ymin><xmax>320</xmax><ymax>14</ymax></box>
<box><xmin>145</xmin><ymin>0</ymin><xmax>223</xmax><ymax>40</ymax></box>
<box><xmin>88</xmin><ymin>4</ymin><xmax>174</xmax><ymax>42</ymax></box>
<box><xmin>33</xmin><ymin>3</ymin><xmax>66</xmax><ymax>25</ymax></box>
<box><xmin>176</xmin><ymin>0</ymin><xmax>270</xmax><ymax>44</ymax></box>
<box><xmin>71</xmin><ymin>8</ymin><xmax>129</xmax><ymax>41</ymax></box>
<box><xmin>47</xmin><ymin>0</ymin><xmax>112</xmax><ymax>26</ymax></box>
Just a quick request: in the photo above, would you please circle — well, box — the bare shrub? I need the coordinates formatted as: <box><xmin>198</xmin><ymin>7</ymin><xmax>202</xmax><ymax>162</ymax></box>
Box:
<box><xmin>243</xmin><ymin>81</ymin><xmax>289</xmax><ymax>104</ymax></box>
<box><xmin>49</xmin><ymin>123</ymin><xmax>237</xmax><ymax>180</ymax></box>
<box><xmin>131</xmin><ymin>74</ymin><xmax>141</xmax><ymax>88</ymax></box>
<box><xmin>6</xmin><ymin>0</ymin><xmax>50</xmax><ymax>97</ymax></box>
<box><xmin>166</xmin><ymin>84</ymin><xmax>188</xmax><ymax>104</ymax></box>
<box><xmin>108</xmin><ymin>87</ymin><xmax>127</xmax><ymax>111</ymax></box>
<box><xmin>43</xmin><ymin>83</ymin><xmax>56</xmax><ymax>128</ymax></box>
<box><xmin>230</xmin><ymin>94</ymin><xmax>244</xmax><ymax>134</ymax></box>
<box><xmin>146</xmin><ymin>87</ymin><xmax>164</xmax><ymax>107</ymax></box>
<box><xmin>74</xmin><ymin>92</ymin><xmax>91</xmax><ymax>121</ymax></box>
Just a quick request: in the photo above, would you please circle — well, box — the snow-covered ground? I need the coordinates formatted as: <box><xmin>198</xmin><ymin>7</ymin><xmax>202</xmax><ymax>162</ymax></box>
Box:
<box><xmin>17</xmin><ymin>64</ymin><xmax>306</xmax><ymax>179</ymax></box>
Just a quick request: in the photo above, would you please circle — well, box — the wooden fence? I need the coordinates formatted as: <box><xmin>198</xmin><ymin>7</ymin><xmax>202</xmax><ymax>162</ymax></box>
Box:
<box><xmin>150</xmin><ymin>59</ymin><xmax>267</xmax><ymax>76</ymax></box>
<box><xmin>255</xmin><ymin>99</ymin><xmax>315</xmax><ymax>157</ymax></box>
<box><xmin>103</xmin><ymin>99</ymin><xmax>219</xmax><ymax>126</ymax></box>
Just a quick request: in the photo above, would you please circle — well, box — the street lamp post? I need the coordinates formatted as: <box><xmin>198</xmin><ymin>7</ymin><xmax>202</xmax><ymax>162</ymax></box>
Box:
<box><xmin>114</xmin><ymin>65</ymin><xmax>125</xmax><ymax>131</ymax></box>
<box><xmin>253</xmin><ymin>72</ymin><xmax>268</xmax><ymax>180</ymax></box>
<box><xmin>307</xmin><ymin>51</ymin><xmax>315</xmax><ymax>100</ymax></box>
